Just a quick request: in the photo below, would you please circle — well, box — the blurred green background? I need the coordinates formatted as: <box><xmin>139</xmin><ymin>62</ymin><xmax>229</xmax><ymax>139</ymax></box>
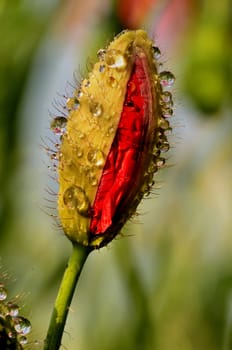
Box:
<box><xmin>0</xmin><ymin>0</ymin><xmax>232</xmax><ymax>349</ymax></box>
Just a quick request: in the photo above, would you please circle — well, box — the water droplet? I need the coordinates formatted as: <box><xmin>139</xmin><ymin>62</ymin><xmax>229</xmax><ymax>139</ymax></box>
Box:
<box><xmin>107</xmin><ymin>76</ymin><xmax>117</xmax><ymax>88</ymax></box>
<box><xmin>158</xmin><ymin>133</ymin><xmax>168</xmax><ymax>143</ymax></box>
<box><xmin>150</xmin><ymin>178</ymin><xmax>155</xmax><ymax>186</ymax></box>
<box><xmin>152</xmin><ymin>145</ymin><xmax>161</xmax><ymax>157</ymax></box>
<box><xmin>159</xmin><ymin>118</ymin><xmax>170</xmax><ymax>130</ymax></box>
<box><xmin>147</xmin><ymin>163</ymin><xmax>157</xmax><ymax>174</ymax></box>
<box><xmin>77</xmin><ymin>90</ymin><xmax>83</xmax><ymax>99</ymax></box>
<box><xmin>128</xmin><ymin>81</ymin><xmax>136</xmax><ymax>93</ymax></box>
<box><xmin>8</xmin><ymin>331</ymin><xmax>17</xmax><ymax>339</ymax></box>
<box><xmin>159</xmin><ymin>71</ymin><xmax>175</xmax><ymax>87</ymax></box>
<box><xmin>164</xmin><ymin>127</ymin><xmax>172</xmax><ymax>136</ymax></box>
<box><xmin>0</xmin><ymin>285</ymin><xmax>7</xmax><ymax>300</ymax></box>
<box><xmin>152</xmin><ymin>46</ymin><xmax>161</xmax><ymax>60</ymax></box>
<box><xmin>107</xmin><ymin>126</ymin><xmax>115</xmax><ymax>134</ymax></box>
<box><xmin>83</xmin><ymin>79</ymin><xmax>90</xmax><ymax>88</ymax></box>
<box><xmin>103</xmin><ymin>115</ymin><xmax>111</xmax><ymax>121</ymax></box>
<box><xmin>160</xmin><ymin>91</ymin><xmax>173</xmax><ymax>105</ymax></box>
<box><xmin>76</xmin><ymin>130</ymin><xmax>85</xmax><ymax>139</ymax></box>
<box><xmin>158</xmin><ymin>141</ymin><xmax>170</xmax><ymax>152</ymax></box>
<box><xmin>99</xmin><ymin>64</ymin><xmax>105</xmax><ymax>73</ymax></box>
<box><xmin>63</xmin><ymin>186</ymin><xmax>90</xmax><ymax>216</ymax></box>
<box><xmin>91</xmin><ymin>178</ymin><xmax>98</xmax><ymax>187</ymax></box>
<box><xmin>50</xmin><ymin>152</ymin><xmax>59</xmax><ymax>161</ymax></box>
<box><xmin>89</xmin><ymin>102</ymin><xmax>103</xmax><ymax>117</ymax></box>
<box><xmin>162</xmin><ymin>107</ymin><xmax>173</xmax><ymax>118</ymax></box>
<box><xmin>87</xmin><ymin>149</ymin><xmax>105</xmax><ymax>168</ymax></box>
<box><xmin>74</xmin><ymin>100</ymin><xmax>80</xmax><ymax>109</ymax></box>
<box><xmin>97</xmin><ymin>48</ymin><xmax>106</xmax><ymax>60</ymax></box>
<box><xmin>19</xmin><ymin>335</ymin><xmax>28</xmax><ymax>345</ymax></box>
<box><xmin>88</xmin><ymin>174</ymin><xmax>98</xmax><ymax>187</ymax></box>
<box><xmin>156</xmin><ymin>157</ymin><xmax>166</xmax><ymax>167</ymax></box>
<box><xmin>66</xmin><ymin>97</ymin><xmax>80</xmax><ymax>110</ymax></box>
<box><xmin>76</xmin><ymin>148</ymin><xmax>83</xmax><ymax>158</ymax></box>
<box><xmin>105</xmin><ymin>50</ymin><xmax>127</xmax><ymax>69</ymax></box>
<box><xmin>7</xmin><ymin>302</ymin><xmax>19</xmax><ymax>317</ymax></box>
<box><xmin>50</xmin><ymin>117</ymin><xmax>67</xmax><ymax>135</ymax></box>
<box><xmin>14</xmin><ymin>317</ymin><xmax>31</xmax><ymax>335</ymax></box>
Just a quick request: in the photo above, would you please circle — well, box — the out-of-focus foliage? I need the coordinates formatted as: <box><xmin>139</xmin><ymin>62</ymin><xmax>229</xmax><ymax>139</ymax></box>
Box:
<box><xmin>0</xmin><ymin>1</ymin><xmax>53</xmax><ymax>237</ymax></box>
<box><xmin>183</xmin><ymin>0</ymin><xmax>231</xmax><ymax>114</ymax></box>
<box><xmin>0</xmin><ymin>0</ymin><xmax>232</xmax><ymax>349</ymax></box>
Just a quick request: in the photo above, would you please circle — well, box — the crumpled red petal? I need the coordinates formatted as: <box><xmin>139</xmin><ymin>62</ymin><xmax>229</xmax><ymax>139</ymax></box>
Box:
<box><xmin>90</xmin><ymin>53</ymin><xmax>153</xmax><ymax>235</ymax></box>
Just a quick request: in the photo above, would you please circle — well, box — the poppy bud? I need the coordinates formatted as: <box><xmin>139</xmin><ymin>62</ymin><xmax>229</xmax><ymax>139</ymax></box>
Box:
<box><xmin>51</xmin><ymin>30</ymin><xmax>175</xmax><ymax>248</ymax></box>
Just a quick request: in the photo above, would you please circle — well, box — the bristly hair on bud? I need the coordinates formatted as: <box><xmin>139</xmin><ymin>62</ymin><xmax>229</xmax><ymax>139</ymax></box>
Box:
<box><xmin>50</xmin><ymin>29</ymin><xmax>175</xmax><ymax>249</ymax></box>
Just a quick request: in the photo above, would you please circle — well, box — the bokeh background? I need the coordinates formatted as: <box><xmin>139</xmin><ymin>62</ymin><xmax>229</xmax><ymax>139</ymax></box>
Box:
<box><xmin>0</xmin><ymin>0</ymin><xmax>231</xmax><ymax>349</ymax></box>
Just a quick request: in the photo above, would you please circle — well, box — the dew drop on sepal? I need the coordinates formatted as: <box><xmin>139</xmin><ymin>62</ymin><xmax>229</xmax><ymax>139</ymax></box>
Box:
<box><xmin>0</xmin><ymin>284</ymin><xmax>7</xmax><ymax>300</ymax></box>
<box><xmin>87</xmin><ymin>149</ymin><xmax>105</xmax><ymax>168</ymax></box>
<box><xmin>105</xmin><ymin>49</ymin><xmax>127</xmax><ymax>69</ymax></box>
<box><xmin>19</xmin><ymin>335</ymin><xmax>28</xmax><ymax>345</ymax></box>
<box><xmin>50</xmin><ymin>117</ymin><xmax>67</xmax><ymax>135</ymax></box>
<box><xmin>89</xmin><ymin>102</ymin><xmax>103</xmax><ymax>117</ymax></box>
<box><xmin>6</xmin><ymin>302</ymin><xmax>19</xmax><ymax>317</ymax></box>
<box><xmin>14</xmin><ymin>316</ymin><xmax>31</xmax><ymax>335</ymax></box>
<box><xmin>160</xmin><ymin>91</ymin><xmax>173</xmax><ymax>104</ymax></box>
<box><xmin>159</xmin><ymin>71</ymin><xmax>175</xmax><ymax>87</ymax></box>
<box><xmin>63</xmin><ymin>185</ymin><xmax>90</xmax><ymax>216</ymax></box>
<box><xmin>152</xmin><ymin>46</ymin><xmax>161</xmax><ymax>60</ymax></box>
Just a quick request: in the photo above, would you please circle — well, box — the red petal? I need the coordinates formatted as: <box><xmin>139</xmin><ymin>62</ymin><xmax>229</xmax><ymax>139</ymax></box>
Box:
<box><xmin>90</xmin><ymin>52</ymin><xmax>154</xmax><ymax>235</ymax></box>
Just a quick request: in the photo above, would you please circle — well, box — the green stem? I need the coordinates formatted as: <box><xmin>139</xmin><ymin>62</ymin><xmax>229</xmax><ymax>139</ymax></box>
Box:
<box><xmin>44</xmin><ymin>243</ymin><xmax>92</xmax><ymax>350</ymax></box>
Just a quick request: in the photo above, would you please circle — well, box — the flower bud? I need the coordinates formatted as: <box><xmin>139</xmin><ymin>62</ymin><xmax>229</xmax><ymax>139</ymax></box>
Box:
<box><xmin>52</xmin><ymin>30</ymin><xmax>175</xmax><ymax>248</ymax></box>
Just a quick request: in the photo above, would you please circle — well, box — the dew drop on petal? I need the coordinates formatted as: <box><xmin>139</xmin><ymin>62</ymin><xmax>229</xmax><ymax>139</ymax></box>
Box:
<box><xmin>152</xmin><ymin>46</ymin><xmax>161</xmax><ymax>60</ymax></box>
<box><xmin>0</xmin><ymin>285</ymin><xmax>7</xmax><ymax>300</ymax></box>
<box><xmin>89</xmin><ymin>102</ymin><xmax>103</xmax><ymax>117</ymax></box>
<box><xmin>87</xmin><ymin>149</ymin><xmax>105</xmax><ymax>168</ymax></box>
<box><xmin>159</xmin><ymin>71</ymin><xmax>175</xmax><ymax>87</ymax></box>
<box><xmin>50</xmin><ymin>117</ymin><xmax>67</xmax><ymax>135</ymax></box>
<box><xmin>63</xmin><ymin>186</ymin><xmax>90</xmax><ymax>216</ymax></box>
<box><xmin>14</xmin><ymin>317</ymin><xmax>31</xmax><ymax>335</ymax></box>
<box><xmin>105</xmin><ymin>49</ymin><xmax>127</xmax><ymax>69</ymax></box>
